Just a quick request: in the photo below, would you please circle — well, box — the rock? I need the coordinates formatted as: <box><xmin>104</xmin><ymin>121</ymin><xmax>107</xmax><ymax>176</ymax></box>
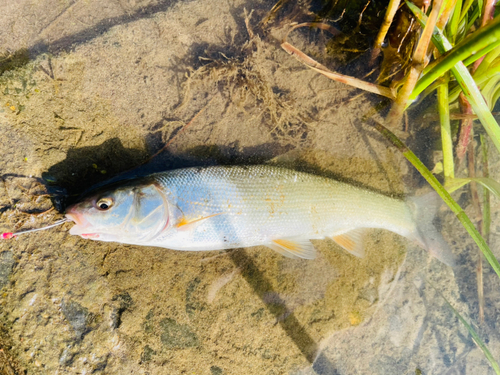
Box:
<box><xmin>140</xmin><ymin>345</ymin><xmax>155</xmax><ymax>363</ymax></box>
<box><xmin>61</xmin><ymin>300</ymin><xmax>91</xmax><ymax>340</ymax></box>
<box><xmin>210</xmin><ymin>366</ymin><xmax>223</xmax><ymax>375</ymax></box>
<box><xmin>0</xmin><ymin>251</ymin><xmax>14</xmax><ymax>290</ymax></box>
<box><xmin>160</xmin><ymin>318</ymin><xmax>199</xmax><ymax>349</ymax></box>
<box><xmin>110</xmin><ymin>292</ymin><xmax>133</xmax><ymax>328</ymax></box>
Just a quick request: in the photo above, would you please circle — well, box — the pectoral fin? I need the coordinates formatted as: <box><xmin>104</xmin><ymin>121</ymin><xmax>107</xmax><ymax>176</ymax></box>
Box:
<box><xmin>267</xmin><ymin>238</ymin><xmax>316</xmax><ymax>259</ymax></box>
<box><xmin>331</xmin><ymin>228</ymin><xmax>367</xmax><ymax>258</ymax></box>
<box><xmin>176</xmin><ymin>213</ymin><xmax>223</xmax><ymax>231</ymax></box>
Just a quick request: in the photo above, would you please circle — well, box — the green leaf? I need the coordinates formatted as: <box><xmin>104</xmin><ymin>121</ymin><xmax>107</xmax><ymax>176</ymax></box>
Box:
<box><xmin>463</xmin><ymin>41</ymin><xmax>500</xmax><ymax>67</ymax></box>
<box><xmin>460</xmin><ymin>0</ymin><xmax>477</xmax><ymax>22</ymax></box>
<box><xmin>444</xmin><ymin>178</ymin><xmax>470</xmax><ymax>193</ymax></box>
<box><xmin>445</xmin><ymin>177</ymin><xmax>500</xmax><ymax>197</ymax></box>
<box><xmin>437</xmin><ymin>77</ymin><xmax>454</xmax><ymax>179</ymax></box>
<box><xmin>406</xmin><ymin>5</ymin><xmax>500</xmax><ymax>154</ymax></box>
<box><xmin>447</xmin><ymin>0</ymin><xmax>462</xmax><ymax>41</ymax></box>
<box><xmin>417</xmin><ymin>15</ymin><xmax>500</xmax><ymax>88</ymax></box>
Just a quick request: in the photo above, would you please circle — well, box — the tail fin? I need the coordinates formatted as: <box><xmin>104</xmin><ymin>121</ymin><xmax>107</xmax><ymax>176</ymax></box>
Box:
<box><xmin>408</xmin><ymin>193</ymin><xmax>456</xmax><ymax>267</ymax></box>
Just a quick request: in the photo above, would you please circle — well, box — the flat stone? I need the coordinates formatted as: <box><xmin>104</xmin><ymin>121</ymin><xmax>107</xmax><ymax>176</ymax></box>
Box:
<box><xmin>0</xmin><ymin>251</ymin><xmax>14</xmax><ymax>290</ymax></box>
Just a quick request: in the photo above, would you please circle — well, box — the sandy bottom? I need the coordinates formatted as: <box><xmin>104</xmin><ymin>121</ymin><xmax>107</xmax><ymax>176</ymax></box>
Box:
<box><xmin>1</xmin><ymin>0</ymin><xmax>500</xmax><ymax>374</ymax></box>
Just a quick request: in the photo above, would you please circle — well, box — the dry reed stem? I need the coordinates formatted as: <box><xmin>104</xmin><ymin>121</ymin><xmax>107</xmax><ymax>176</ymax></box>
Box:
<box><xmin>387</xmin><ymin>0</ymin><xmax>444</xmax><ymax>127</ymax></box>
<box><xmin>370</xmin><ymin>0</ymin><xmax>402</xmax><ymax>64</ymax></box>
<box><xmin>457</xmin><ymin>92</ymin><xmax>474</xmax><ymax>160</ymax></box>
<box><xmin>467</xmin><ymin>139</ymin><xmax>485</xmax><ymax>324</ymax></box>
<box><xmin>482</xmin><ymin>0</ymin><xmax>497</xmax><ymax>27</ymax></box>
<box><xmin>437</xmin><ymin>0</ymin><xmax>458</xmax><ymax>29</ymax></box>
<box><xmin>477</xmin><ymin>248</ymin><xmax>485</xmax><ymax>324</ymax></box>
<box><xmin>281</xmin><ymin>23</ymin><xmax>397</xmax><ymax>100</ymax></box>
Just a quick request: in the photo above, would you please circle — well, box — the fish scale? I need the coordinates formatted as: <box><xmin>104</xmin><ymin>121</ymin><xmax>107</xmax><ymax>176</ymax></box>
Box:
<box><xmin>66</xmin><ymin>165</ymin><xmax>456</xmax><ymax>265</ymax></box>
<box><xmin>150</xmin><ymin>166</ymin><xmax>412</xmax><ymax>251</ymax></box>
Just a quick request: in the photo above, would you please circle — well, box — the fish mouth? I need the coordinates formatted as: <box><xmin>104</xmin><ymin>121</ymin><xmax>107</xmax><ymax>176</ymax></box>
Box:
<box><xmin>65</xmin><ymin>208</ymin><xmax>106</xmax><ymax>240</ymax></box>
<box><xmin>65</xmin><ymin>206</ymin><xmax>87</xmax><ymax>226</ymax></box>
<box><xmin>65</xmin><ymin>206</ymin><xmax>93</xmax><ymax>237</ymax></box>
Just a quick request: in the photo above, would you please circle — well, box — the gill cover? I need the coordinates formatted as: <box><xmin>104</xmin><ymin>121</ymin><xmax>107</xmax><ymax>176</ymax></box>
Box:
<box><xmin>67</xmin><ymin>182</ymin><xmax>169</xmax><ymax>243</ymax></box>
<box><xmin>121</xmin><ymin>184</ymin><xmax>169</xmax><ymax>242</ymax></box>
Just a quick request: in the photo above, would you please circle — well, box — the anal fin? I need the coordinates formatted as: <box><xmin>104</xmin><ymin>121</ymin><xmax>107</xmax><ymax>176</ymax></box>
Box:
<box><xmin>267</xmin><ymin>238</ymin><xmax>316</xmax><ymax>259</ymax></box>
<box><xmin>331</xmin><ymin>228</ymin><xmax>367</xmax><ymax>258</ymax></box>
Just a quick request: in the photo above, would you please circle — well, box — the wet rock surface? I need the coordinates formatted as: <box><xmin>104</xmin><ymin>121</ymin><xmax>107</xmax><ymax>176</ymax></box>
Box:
<box><xmin>0</xmin><ymin>251</ymin><xmax>14</xmax><ymax>290</ymax></box>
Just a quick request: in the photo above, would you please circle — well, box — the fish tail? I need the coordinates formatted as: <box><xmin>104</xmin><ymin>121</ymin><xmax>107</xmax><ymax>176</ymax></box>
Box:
<box><xmin>407</xmin><ymin>193</ymin><xmax>456</xmax><ymax>267</ymax></box>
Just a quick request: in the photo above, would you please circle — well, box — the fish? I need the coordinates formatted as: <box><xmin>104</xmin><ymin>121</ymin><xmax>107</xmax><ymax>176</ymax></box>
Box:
<box><xmin>65</xmin><ymin>165</ymin><xmax>456</xmax><ymax>266</ymax></box>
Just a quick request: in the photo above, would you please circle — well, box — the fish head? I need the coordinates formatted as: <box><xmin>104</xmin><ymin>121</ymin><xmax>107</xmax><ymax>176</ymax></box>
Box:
<box><xmin>65</xmin><ymin>180</ymin><xmax>169</xmax><ymax>243</ymax></box>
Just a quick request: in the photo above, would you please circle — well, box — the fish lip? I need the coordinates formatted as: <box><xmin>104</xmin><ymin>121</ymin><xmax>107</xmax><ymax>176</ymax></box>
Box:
<box><xmin>65</xmin><ymin>205</ymin><xmax>88</xmax><ymax>226</ymax></box>
<box><xmin>65</xmin><ymin>207</ymin><xmax>109</xmax><ymax>240</ymax></box>
<box><xmin>65</xmin><ymin>212</ymin><xmax>81</xmax><ymax>226</ymax></box>
<box><xmin>65</xmin><ymin>206</ymin><xmax>93</xmax><ymax>236</ymax></box>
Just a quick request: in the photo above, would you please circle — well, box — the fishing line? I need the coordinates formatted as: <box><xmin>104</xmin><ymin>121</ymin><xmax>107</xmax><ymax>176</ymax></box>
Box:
<box><xmin>1</xmin><ymin>218</ymin><xmax>69</xmax><ymax>239</ymax></box>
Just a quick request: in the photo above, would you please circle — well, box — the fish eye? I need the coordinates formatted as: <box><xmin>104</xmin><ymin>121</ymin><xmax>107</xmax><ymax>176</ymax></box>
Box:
<box><xmin>96</xmin><ymin>197</ymin><xmax>113</xmax><ymax>210</ymax></box>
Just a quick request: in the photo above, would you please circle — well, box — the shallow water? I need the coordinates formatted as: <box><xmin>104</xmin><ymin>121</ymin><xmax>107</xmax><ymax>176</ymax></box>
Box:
<box><xmin>1</xmin><ymin>0</ymin><xmax>500</xmax><ymax>374</ymax></box>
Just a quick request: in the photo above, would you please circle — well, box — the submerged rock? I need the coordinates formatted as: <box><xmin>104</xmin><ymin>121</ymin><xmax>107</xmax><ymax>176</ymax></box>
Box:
<box><xmin>0</xmin><ymin>251</ymin><xmax>14</xmax><ymax>290</ymax></box>
<box><xmin>160</xmin><ymin>318</ymin><xmax>199</xmax><ymax>349</ymax></box>
<box><xmin>140</xmin><ymin>345</ymin><xmax>156</xmax><ymax>363</ymax></box>
<box><xmin>61</xmin><ymin>300</ymin><xmax>91</xmax><ymax>340</ymax></box>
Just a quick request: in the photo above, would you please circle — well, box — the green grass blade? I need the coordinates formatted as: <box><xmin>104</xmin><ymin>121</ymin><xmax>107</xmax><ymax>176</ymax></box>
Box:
<box><xmin>481</xmin><ymin>135</ymin><xmax>491</xmax><ymax>240</ymax></box>
<box><xmin>475</xmin><ymin>178</ymin><xmax>500</xmax><ymax>197</ymax></box>
<box><xmin>445</xmin><ymin>177</ymin><xmax>500</xmax><ymax>196</ymax></box>
<box><xmin>475</xmin><ymin>44</ymin><xmax>500</xmax><ymax>78</ymax></box>
<box><xmin>449</xmin><ymin>56</ymin><xmax>500</xmax><ymax>103</ymax></box>
<box><xmin>444</xmin><ymin>178</ymin><xmax>470</xmax><ymax>192</ymax></box>
<box><xmin>427</xmin><ymin>280</ymin><xmax>500</xmax><ymax>375</ymax></box>
<box><xmin>372</xmin><ymin>121</ymin><xmax>500</xmax><ymax>278</ymax></box>
<box><xmin>406</xmin><ymin>6</ymin><xmax>500</xmax><ymax>154</ymax></box>
<box><xmin>437</xmin><ymin>76</ymin><xmax>454</xmax><ymax>179</ymax></box>
<box><xmin>447</xmin><ymin>0</ymin><xmax>462</xmax><ymax>40</ymax></box>
<box><xmin>443</xmin><ymin>58</ymin><xmax>500</xmax><ymax>155</ymax></box>
<box><xmin>463</xmin><ymin>39</ymin><xmax>500</xmax><ymax>66</ymax></box>
<box><xmin>449</xmin><ymin>59</ymin><xmax>500</xmax><ymax>104</ymax></box>
<box><xmin>465</xmin><ymin>5</ymin><xmax>480</xmax><ymax>32</ymax></box>
<box><xmin>413</xmin><ymin>13</ymin><xmax>500</xmax><ymax>91</ymax></box>
<box><xmin>444</xmin><ymin>178</ymin><xmax>470</xmax><ymax>194</ymax></box>
<box><xmin>460</xmin><ymin>0</ymin><xmax>478</xmax><ymax>22</ymax></box>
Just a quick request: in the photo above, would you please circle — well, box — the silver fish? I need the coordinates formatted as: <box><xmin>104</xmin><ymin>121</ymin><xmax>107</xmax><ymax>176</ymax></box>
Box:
<box><xmin>65</xmin><ymin>165</ymin><xmax>455</xmax><ymax>265</ymax></box>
